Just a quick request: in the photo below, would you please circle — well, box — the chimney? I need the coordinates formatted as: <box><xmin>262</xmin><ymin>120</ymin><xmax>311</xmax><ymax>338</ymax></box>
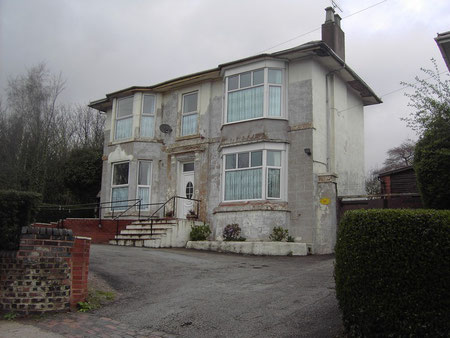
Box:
<box><xmin>321</xmin><ymin>7</ymin><xmax>345</xmax><ymax>61</ymax></box>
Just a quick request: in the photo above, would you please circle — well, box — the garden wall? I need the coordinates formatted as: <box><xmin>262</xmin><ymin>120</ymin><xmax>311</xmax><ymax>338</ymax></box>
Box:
<box><xmin>0</xmin><ymin>227</ymin><xmax>91</xmax><ymax>315</ymax></box>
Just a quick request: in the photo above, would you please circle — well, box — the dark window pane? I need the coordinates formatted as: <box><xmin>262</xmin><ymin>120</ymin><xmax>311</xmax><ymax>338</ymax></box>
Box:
<box><xmin>183</xmin><ymin>92</ymin><xmax>198</xmax><ymax>113</ymax></box>
<box><xmin>183</xmin><ymin>162</ymin><xmax>194</xmax><ymax>172</ymax></box>
<box><xmin>251</xmin><ymin>151</ymin><xmax>262</xmax><ymax>167</ymax></box>
<box><xmin>143</xmin><ymin>95</ymin><xmax>155</xmax><ymax>115</ymax></box>
<box><xmin>113</xmin><ymin>163</ymin><xmax>129</xmax><ymax>185</ymax></box>
<box><xmin>186</xmin><ymin>181</ymin><xmax>193</xmax><ymax>199</ymax></box>
<box><xmin>228</xmin><ymin>75</ymin><xmax>239</xmax><ymax>91</ymax></box>
<box><xmin>225</xmin><ymin>154</ymin><xmax>236</xmax><ymax>169</ymax></box>
<box><xmin>253</xmin><ymin>69</ymin><xmax>264</xmax><ymax>85</ymax></box>
<box><xmin>240</xmin><ymin>72</ymin><xmax>251</xmax><ymax>88</ymax></box>
<box><xmin>238</xmin><ymin>152</ymin><xmax>249</xmax><ymax>168</ymax></box>
<box><xmin>117</xmin><ymin>96</ymin><xmax>133</xmax><ymax>118</ymax></box>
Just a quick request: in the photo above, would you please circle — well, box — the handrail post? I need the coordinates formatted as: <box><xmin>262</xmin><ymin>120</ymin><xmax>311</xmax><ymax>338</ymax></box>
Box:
<box><xmin>151</xmin><ymin>218</ymin><xmax>153</xmax><ymax>236</ymax></box>
<box><xmin>173</xmin><ymin>197</ymin><xmax>176</xmax><ymax>218</ymax></box>
<box><xmin>116</xmin><ymin>219</ymin><xmax>119</xmax><ymax>236</ymax></box>
<box><xmin>197</xmin><ymin>200</ymin><xmax>199</xmax><ymax>219</ymax></box>
<box><xmin>138</xmin><ymin>200</ymin><xmax>141</xmax><ymax>220</ymax></box>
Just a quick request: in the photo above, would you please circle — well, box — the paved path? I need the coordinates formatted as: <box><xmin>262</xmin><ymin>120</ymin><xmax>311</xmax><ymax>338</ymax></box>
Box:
<box><xmin>1</xmin><ymin>245</ymin><xmax>343</xmax><ymax>337</ymax></box>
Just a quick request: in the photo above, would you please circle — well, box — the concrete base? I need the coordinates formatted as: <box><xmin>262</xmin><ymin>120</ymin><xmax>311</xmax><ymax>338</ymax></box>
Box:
<box><xmin>186</xmin><ymin>240</ymin><xmax>307</xmax><ymax>256</ymax></box>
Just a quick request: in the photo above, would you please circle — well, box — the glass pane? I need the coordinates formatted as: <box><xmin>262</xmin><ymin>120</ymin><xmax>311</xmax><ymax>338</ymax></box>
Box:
<box><xmin>143</xmin><ymin>95</ymin><xmax>155</xmax><ymax>115</ymax></box>
<box><xmin>251</xmin><ymin>151</ymin><xmax>262</xmax><ymax>167</ymax></box>
<box><xmin>267</xmin><ymin>151</ymin><xmax>281</xmax><ymax>166</ymax></box>
<box><xmin>111</xmin><ymin>187</ymin><xmax>128</xmax><ymax>210</ymax></box>
<box><xmin>227</xmin><ymin>86</ymin><xmax>264</xmax><ymax>123</ymax></box>
<box><xmin>238</xmin><ymin>152</ymin><xmax>249</xmax><ymax>168</ymax></box>
<box><xmin>228</xmin><ymin>75</ymin><xmax>239</xmax><ymax>91</ymax></box>
<box><xmin>117</xmin><ymin>96</ymin><xmax>133</xmax><ymax>118</ymax></box>
<box><xmin>268</xmin><ymin>168</ymin><xmax>281</xmax><ymax>198</ymax></box>
<box><xmin>182</xmin><ymin>113</ymin><xmax>197</xmax><ymax>136</ymax></box>
<box><xmin>225</xmin><ymin>168</ymin><xmax>262</xmax><ymax>200</ymax></box>
<box><xmin>113</xmin><ymin>163</ymin><xmax>129</xmax><ymax>185</ymax></box>
<box><xmin>268</xmin><ymin>86</ymin><xmax>281</xmax><ymax>117</ymax></box>
<box><xmin>253</xmin><ymin>69</ymin><xmax>264</xmax><ymax>85</ymax></box>
<box><xmin>183</xmin><ymin>163</ymin><xmax>194</xmax><ymax>172</ymax></box>
<box><xmin>186</xmin><ymin>182</ymin><xmax>193</xmax><ymax>199</ymax></box>
<box><xmin>240</xmin><ymin>72</ymin><xmax>251</xmax><ymax>88</ymax></box>
<box><xmin>268</xmin><ymin>69</ymin><xmax>282</xmax><ymax>84</ymax></box>
<box><xmin>138</xmin><ymin>161</ymin><xmax>151</xmax><ymax>185</ymax></box>
<box><xmin>141</xmin><ymin>116</ymin><xmax>154</xmax><ymax>137</ymax></box>
<box><xmin>183</xmin><ymin>92</ymin><xmax>198</xmax><ymax>113</ymax></box>
<box><xmin>115</xmin><ymin>117</ymin><xmax>132</xmax><ymax>140</ymax></box>
<box><xmin>225</xmin><ymin>154</ymin><xmax>236</xmax><ymax>169</ymax></box>
<box><xmin>138</xmin><ymin>187</ymin><xmax>150</xmax><ymax>209</ymax></box>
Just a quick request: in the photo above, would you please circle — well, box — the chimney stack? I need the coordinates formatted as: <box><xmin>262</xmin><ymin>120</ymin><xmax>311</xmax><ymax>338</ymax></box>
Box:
<box><xmin>321</xmin><ymin>7</ymin><xmax>345</xmax><ymax>61</ymax></box>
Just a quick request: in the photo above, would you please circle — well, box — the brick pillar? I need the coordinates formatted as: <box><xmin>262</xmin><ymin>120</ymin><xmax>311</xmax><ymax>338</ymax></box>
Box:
<box><xmin>70</xmin><ymin>236</ymin><xmax>91</xmax><ymax>309</ymax></box>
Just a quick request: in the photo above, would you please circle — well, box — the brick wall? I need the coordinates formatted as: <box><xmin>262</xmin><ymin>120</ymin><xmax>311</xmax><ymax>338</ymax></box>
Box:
<box><xmin>33</xmin><ymin>218</ymin><xmax>132</xmax><ymax>244</ymax></box>
<box><xmin>0</xmin><ymin>227</ymin><xmax>92</xmax><ymax>315</ymax></box>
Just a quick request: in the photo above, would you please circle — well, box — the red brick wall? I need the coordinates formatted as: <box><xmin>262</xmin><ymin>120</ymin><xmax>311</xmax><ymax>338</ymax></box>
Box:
<box><xmin>33</xmin><ymin>219</ymin><xmax>132</xmax><ymax>244</ymax></box>
<box><xmin>70</xmin><ymin>237</ymin><xmax>90</xmax><ymax>309</ymax></box>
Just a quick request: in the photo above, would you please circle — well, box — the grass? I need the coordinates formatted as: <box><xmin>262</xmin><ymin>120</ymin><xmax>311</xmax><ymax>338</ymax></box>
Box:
<box><xmin>77</xmin><ymin>290</ymin><xmax>116</xmax><ymax>312</ymax></box>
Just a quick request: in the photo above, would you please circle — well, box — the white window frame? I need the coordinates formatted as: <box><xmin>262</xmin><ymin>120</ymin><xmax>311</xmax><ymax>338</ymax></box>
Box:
<box><xmin>136</xmin><ymin>160</ymin><xmax>152</xmax><ymax>210</ymax></box>
<box><xmin>140</xmin><ymin>94</ymin><xmax>156</xmax><ymax>138</ymax></box>
<box><xmin>114</xmin><ymin>96</ymin><xmax>134</xmax><ymax>141</ymax></box>
<box><xmin>111</xmin><ymin>161</ymin><xmax>130</xmax><ymax>210</ymax></box>
<box><xmin>223</xmin><ymin>61</ymin><xmax>286</xmax><ymax>125</ymax></box>
<box><xmin>221</xmin><ymin>143</ymin><xmax>287</xmax><ymax>202</ymax></box>
<box><xmin>181</xmin><ymin>91</ymin><xmax>198</xmax><ymax>136</ymax></box>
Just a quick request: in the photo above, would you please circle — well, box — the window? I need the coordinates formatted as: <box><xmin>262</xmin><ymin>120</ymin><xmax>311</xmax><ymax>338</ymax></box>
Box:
<box><xmin>226</xmin><ymin>68</ymin><xmax>283</xmax><ymax>123</ymax></box>
<box><xmin>141</xmin><ymin>95</ymin><xmax>155</xmax><ymax>138</ymax></box>
<box><xmin>181</xmin><ymin>92</ymin><xmax>198</xmax><ymax>136</ymax></box>
<box><xmin>111</xmin><ymin>162</ymin><xmax>129</xmax><ymax>210</ymax></box>
<box><xmin>115</xmin><ymin>96</ymin><xmax>133</xmax><ymax>140</ymax></box>
<box><xmin>137</xmin><ymin>161</ymin><xmax>152</xmax><ymax>210</ymax></box>
<box><xmin>223</xmin><ymin>146</ymin><xmax>284</xmax><ymax>201</ymax></box>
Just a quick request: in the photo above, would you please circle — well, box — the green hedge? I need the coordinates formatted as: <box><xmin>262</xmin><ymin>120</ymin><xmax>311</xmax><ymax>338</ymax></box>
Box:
<box><xmin>0</xmin><ymin>190</ymin><xmax>42</xmax><ymax>250</ymax></box>
<box><xmin>335</xmin><ymin>209</ymin><xmax>450</xmax><ymax>337</ymax></box>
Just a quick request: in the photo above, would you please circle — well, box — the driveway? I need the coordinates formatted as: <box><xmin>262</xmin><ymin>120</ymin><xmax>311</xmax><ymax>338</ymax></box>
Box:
<box><xmin>89</xmin><ymin>244</ymin><xmax>343</xmax><ymax>337</ymax></box>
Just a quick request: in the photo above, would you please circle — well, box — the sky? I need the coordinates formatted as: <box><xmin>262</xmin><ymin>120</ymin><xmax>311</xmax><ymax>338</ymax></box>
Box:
<box><xmin>1</xmin><ymin>0</ymin><xmax>449</xmax><ymax>172</ymax></box>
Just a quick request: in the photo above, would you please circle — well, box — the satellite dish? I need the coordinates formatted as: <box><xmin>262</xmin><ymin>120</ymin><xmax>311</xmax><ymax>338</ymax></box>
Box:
<box><xmin>159</xmin><ymin>124</ymin><xmax>173</xmax><ymax>134</ymax></box>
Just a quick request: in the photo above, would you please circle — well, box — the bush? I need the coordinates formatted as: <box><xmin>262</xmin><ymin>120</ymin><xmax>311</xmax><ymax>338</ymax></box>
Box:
<box><xmin>223</xmin><ymin>224</ymin><xmax>246</xmax><ymax>241</ymax></box>
<box><xmin>335</xmin><ymin>209</ymin><xmax>450</xmax><ymax>337</ymax></box>
<box><xmin>189</xmin><ymin>224</ymin><xmax>211</xmax><ymax>241</ymax></box>
<box><xmin>269</xmin><ymin>226</ymin><xmax>289</xmax><ymax>241</ymax></box>
<box><xmin>0</xmin><ymin>190</ymin><xmax>42</xmax><ymax>250</ymax></box>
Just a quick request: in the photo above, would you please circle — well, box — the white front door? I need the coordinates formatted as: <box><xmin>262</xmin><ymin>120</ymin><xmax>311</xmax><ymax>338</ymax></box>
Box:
<box><xmin>177</xmin><ymin>162</ymin><xmax>195</xmax><ymax>218</ymax></box>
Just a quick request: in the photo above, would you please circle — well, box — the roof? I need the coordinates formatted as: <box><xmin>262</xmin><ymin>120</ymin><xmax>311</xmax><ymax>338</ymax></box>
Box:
<box><xmin>378</xmin><ymin>166</ymin><xmax>414</xmax><ymax>178</ymax></box>
<box><xmin>89</xmin><ymin>40</ymin><xmax>382</xmax><ymax>112</ymax></box>
<box><xmin>435</xmin><ymin>31</ymin><xmax>450</xmax><ymax>71</ymax></box>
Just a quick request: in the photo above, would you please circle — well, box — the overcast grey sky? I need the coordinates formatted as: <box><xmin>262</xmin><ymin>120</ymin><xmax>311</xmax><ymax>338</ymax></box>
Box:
<box><xmin>1</xmin><ymin>0</ymin><xmax>449</xmax><ymax>171</ymax></box>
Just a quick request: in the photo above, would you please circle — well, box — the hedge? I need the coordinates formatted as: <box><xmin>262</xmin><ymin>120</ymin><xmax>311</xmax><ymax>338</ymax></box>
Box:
<box><xmin>0</xmin><ymin>190</ymin><xmax>42</xmax><ymax>250</ymax></box>
<box><xmin>335</xmin><ymin>209</ymin><xmax>450</xmax><ymax>337</ymax></box>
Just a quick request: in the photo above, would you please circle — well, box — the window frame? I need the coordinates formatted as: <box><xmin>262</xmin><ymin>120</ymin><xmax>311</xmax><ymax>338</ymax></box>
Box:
<box><xmin>114</xmin><ymin>96</ymin><xmax>134</xmax><ymax>141</ymax></box>
<box><xmin>224</xmin><ymin>62</ymin><xmax>285</xmax><ymax>125</ymax></box>
<box><xmin>136</xmin><ymin>160</ymin><xmax>152</xmax><ymax>211</ymax></box>
<box><xmin>221</xmin><ymin>143</ymin><xmax>287</xmax><ymax>202</ymax></box>
<box><xmin>140</xmin><ymin>94</ymin><xmax>156</xmax><ymax>138</ymax></box>
<box><xmin>111</xmin><ymin>161</ymin><xmax>130</xmax><ymax>211</ymax></box>
<box><xmin>181</xmin><ymin>91</ymin><xmax>199</xmax><ymax>136</ymax></box>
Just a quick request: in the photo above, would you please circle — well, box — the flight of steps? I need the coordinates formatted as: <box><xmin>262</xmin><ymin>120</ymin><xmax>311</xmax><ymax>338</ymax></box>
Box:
<box><xmin>109</xmin><ymin>218</ymin><xmax>201</xmax><ymax>248</ymax></box>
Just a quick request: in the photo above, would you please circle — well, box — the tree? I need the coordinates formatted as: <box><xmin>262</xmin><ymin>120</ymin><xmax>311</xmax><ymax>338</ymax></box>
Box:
<box><xmin>365</xmin><ymin>168</ymin><xmax>381</xmax><ymax>195</ymax></box>
<box><xmin>382</xmin><ymin>139</ymin><xmax>415</xmax><ymax>170</ymax></box>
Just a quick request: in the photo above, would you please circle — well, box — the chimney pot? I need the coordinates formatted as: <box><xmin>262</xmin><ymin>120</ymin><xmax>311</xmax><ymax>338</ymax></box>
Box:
<box><xmin>334</xmin><ymin>14</ymin><xmax>342</xmax><ymax>27</ymax></box>
<box><xmin>325</xmin><ymin>6</ymin><xmax>335</xmax><ymax>23</ymax></box>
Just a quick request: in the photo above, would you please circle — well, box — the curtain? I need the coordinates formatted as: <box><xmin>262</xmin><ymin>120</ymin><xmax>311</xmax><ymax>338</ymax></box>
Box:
<box><xmin>182</xmin><ymin>113</ymin><xmax>197</xmax><ymax>135</ymax></box>
<box><xmin>138</xmin><ymin>187</ymin><xmax>150</xmax><ymax>209</ymax></box>
<box><xmin>227</xmin><ymin>86</ymin><xmax>264</xmax><ymax>122</ymax></box>
<box><xmin>225</xmin><ymin>168</ymin><xmax>262</xmax><ymax>200</ymax></box>
<box><xmin>115</xmin><ymin>117</ymin><xmax>132</xmax><ymax>140</ymax></box>
<box><xmin>268</xmin><ymin>168</ymin><xmax>281</xmax><ymax>198</ymax></box>
<box><xmin>141</xmin><ymin>116</ymin><xmax>154</xmax><ymax>138</ymax></box>
<box><xmin>111</xmin><ymin>187</ymin><xmax>128</xmax><ymax>210</ymax></box>
<box><xmin>268</xmin><ymin>86</ymin><xmax>281</xmax><ymax>117</ymax></box>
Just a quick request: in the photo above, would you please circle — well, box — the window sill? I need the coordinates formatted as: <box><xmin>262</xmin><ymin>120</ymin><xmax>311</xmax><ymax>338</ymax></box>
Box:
<box><xmin>213</xmin><ymin>200</ymin><xmax>289</xmax><ymax>214</ymax></box>
<box><xmin>176</xmin><ymin>134</ymin><xmax>202</xmax><ymax>142</ymax></box>
<box><xmin>221</xmin><ymin>117</ymin><xmax>287</xmax><ymax>129</ymax></box>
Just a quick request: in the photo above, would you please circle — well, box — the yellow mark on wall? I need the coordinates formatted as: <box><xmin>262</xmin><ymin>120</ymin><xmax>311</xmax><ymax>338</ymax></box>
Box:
<box><xmin>320</xmin><ymin>198</ymin><xmax>330</xmax><ymax>205</ymax></box>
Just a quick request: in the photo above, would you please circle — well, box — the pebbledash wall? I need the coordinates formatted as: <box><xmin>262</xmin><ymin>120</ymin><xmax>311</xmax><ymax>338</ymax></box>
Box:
<box><xmin>0</xmin><ymin>227</ymin><xmax>90</xmax><ymax>315</ymax></box>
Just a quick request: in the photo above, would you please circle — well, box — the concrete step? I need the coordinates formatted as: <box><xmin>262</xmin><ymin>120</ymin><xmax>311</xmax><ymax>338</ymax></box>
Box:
<box><xmin>121</xmin><ymin>229</ymin><xmax>168</xmax><ymax>235</ymax></box>
<box><xmin>109</xmin><ymin>238</ymin><xmax>161</xmax><ymax>247</ymax></box>
<box><xmin>125</xmin><ymin>224</ymin><xmax>175</xmax><ymax>230</ymax></box>
<box><xmin>131</xmin><ymin>219</ymin><xmax>177</xmax><ymax>226</ymax></box>
<box><xmin>115</xmin><ymin>234</ymin><xmax>165</xmax><ymax>240</ymax></box>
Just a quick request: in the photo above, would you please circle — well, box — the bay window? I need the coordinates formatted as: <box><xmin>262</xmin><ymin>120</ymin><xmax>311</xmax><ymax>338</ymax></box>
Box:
<box><xmin>115</xmin><ymin>96</ymin><xmax>133</xmax><ymax>140</ymax></box>
<box><xmin>137</xmin><ymin>160</ymin><xmax>152</xmax><ymax>210</ymax></box>
<box><xmin>226</xmin><ymin>67</ymin><xmax>283</xmax><ymax>123</ymax></box>
<box><xmin>111</xmin><ymin>162</ymin><xmax>129</xmax><ymax>210</ymax></box>
<box><xmin>141</xmin><ymin>95</ymin><xmax>155</xmax><ymax>138</ymax></box>
<box><xmin>223</xmin><ymin>144</ymin><xmax>286</xmax><ymax>202</ymax></box>
<box><xmin>181</xmin><ymin>91</ymin><xmax>198</xmax><ymax>136</ymax></box>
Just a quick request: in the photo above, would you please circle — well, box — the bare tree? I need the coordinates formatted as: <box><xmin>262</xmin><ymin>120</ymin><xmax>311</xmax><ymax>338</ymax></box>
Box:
<box><xmin>382</xmin><ymin>139</ymin><xmax>415</xmax><ymax>170</ymax></box>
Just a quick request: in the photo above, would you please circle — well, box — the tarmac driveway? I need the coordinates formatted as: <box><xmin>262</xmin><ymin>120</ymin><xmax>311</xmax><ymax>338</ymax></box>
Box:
<box><xmin>89</xmin><ymin>244</ymin><xmax>343</xmax><ymax>338</ymax></box>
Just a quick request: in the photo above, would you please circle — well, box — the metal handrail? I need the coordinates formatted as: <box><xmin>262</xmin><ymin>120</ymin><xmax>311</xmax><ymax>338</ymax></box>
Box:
<box><xmin>148</xmin><ymin>195</ymin><xmax>201</xmax><ymax>220</ymax></box>
<box><xmin>112</xmin><ymin>199</ymin><xmax>142</xmax><ymax>236</ymax></box>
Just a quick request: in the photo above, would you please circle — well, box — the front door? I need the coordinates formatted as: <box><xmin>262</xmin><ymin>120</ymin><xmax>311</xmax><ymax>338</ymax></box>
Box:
<box><xmin>177</xmin><ymin>162</ymin><xmax>195</xmax><ymax>218</ymax></box>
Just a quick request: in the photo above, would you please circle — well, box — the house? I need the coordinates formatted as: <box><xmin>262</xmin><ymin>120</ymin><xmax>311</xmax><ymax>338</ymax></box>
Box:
<box><xmin>435</xmin><ymin>31</ymin><xmax>450</xmax><ymax>71</ymax></box>
<box><xmin>378</xmin><ymin>166</ymin><xmax>420</xmax><ymax>196</ymax></box>
<box><xmin>89</xmin><ymin>7</ymin><xmax>381</xmax><ymax>254</ymax></box>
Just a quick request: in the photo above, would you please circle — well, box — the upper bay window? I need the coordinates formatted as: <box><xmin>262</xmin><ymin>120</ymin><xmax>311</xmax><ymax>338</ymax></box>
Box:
<box><xmin>226</xmin><ymin>68</ymin><xmax>283</xmax><ymax>123</ymax></box>
<box><xmin>141</xmin><ymin>94</ymin><xmax>155</xmax><ymax>138</ymax></box>
<box><xmin>115</xmin><ymin>96</ymin><xmax>133</xmax><ymax>140</ymax></box>
<box><xmin>223</xmin><ymin>143</ymin><xmax>286</xmax><ymax>202</ymax></box>
<box><xmin>181</xmin><ymin>91</ymin><xmax>198</xmax><ymax>136</ymax></box>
